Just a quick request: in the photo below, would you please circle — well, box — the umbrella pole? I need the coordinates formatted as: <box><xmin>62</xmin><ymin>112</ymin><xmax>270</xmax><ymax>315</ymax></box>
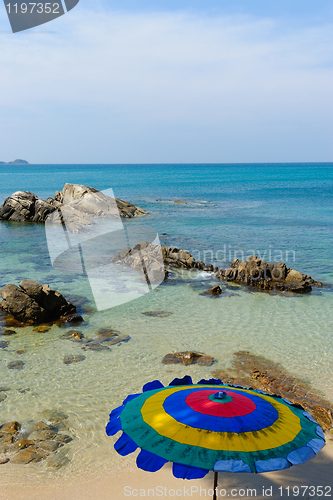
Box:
<box><xmin>213</xmin><ymin>471</ymin><xmax>218</xmax><ymax>500</ymax></box>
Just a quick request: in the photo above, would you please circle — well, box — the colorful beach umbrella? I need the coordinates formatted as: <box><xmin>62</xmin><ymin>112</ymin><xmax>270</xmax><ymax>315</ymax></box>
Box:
<box><xmin>106</xmin><ymin>376</ymin><xmax>325</xmax><ymax>499</ymax></box>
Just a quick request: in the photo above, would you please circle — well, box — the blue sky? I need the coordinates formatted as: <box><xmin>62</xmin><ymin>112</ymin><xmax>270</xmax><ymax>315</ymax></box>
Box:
<box><xmin>0</xmin><ymin>1</ymin><xmax>332</xmax><ymax>163</ymax></box>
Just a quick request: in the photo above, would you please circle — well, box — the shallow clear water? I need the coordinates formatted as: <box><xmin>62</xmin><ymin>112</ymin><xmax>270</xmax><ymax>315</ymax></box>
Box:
<box><xmin>0</xmin><ymin>163</ymin><xmax>332</xmax><ymax>482</ymax></box>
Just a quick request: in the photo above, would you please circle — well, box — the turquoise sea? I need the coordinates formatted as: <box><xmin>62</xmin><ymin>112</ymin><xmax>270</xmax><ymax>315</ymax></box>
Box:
<box><xmin>0</xmin><ymin>163</ymin><xmax>332</xmax><ymax>482</ymax></box>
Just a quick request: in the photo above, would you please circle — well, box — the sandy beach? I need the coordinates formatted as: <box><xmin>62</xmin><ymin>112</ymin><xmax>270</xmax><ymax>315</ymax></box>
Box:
<box><xmin>1</xmin><ymin>439</ymin><xmax>332</xmax><ymax>500</ymax></box>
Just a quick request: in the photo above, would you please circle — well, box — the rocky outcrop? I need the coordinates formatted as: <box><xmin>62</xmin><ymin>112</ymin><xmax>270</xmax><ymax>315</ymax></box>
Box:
<box><xmin>113</xmin><ymin>240</ymin><xmax>167</xmax><ymax>283</ymax></box>
<box><xmin>0</xmin><ymin>191</ymin><xmax>57</xmax><ymax>223</ymax></box>
<box><xmin>216</xmin><ymin>255</ymin><xmax>322</xmax><ymax>293</ymax></box>
<box><xmin>116</xmin><ymin>243</ymin><xmax>320</xmax><ymax>294</ymax></box>
<box><xmin>0</xmin><ymin>413</ymin><xmax>72</xmax><ymax>467</ymax></box>
<box><xmin>158</xmin><ymin>246</ymin><xmax>321</xmax><ymax>294</ymax></box>
<box><xmin>162</xmin><ymin>246</ymin><xmax>215</xmax><ymax>272</ymax></box>
<box><xmin>213</xmin><ymin>351</ymin><xmax>333</xmax><ymax>433</ymax></box>
<box><xmin>0</xmin><ymin>183</ymin><xmax>147</xmax><ymax>223</ymax></box>
<box><xmin>54</xmin><ymin>183</ymin><xmax>147</xmax><ymax>219</ymax></box>
<box><xmin>0</xmin><ymin>280</ymin><xmax>76</xmax><ymax>324</ymax></box>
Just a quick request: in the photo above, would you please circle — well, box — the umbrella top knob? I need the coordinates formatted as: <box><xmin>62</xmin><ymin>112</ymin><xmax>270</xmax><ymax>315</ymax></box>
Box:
<box><xmin>214</xmin><ymin>391</ymin><xmax>227</xmax><ymax>399</ymax></box>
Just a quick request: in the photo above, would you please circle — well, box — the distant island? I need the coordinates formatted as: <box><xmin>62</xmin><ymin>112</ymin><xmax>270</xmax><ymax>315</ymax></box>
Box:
<box><xmin>0</xmin><ymin>159</ymin><xmax>29</xmax><ymax>165</ymax></box>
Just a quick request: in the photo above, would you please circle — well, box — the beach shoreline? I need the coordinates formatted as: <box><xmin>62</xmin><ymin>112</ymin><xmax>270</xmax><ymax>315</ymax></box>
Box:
<box><xmin>0</xmin><ymin>441</ymin><xmax>332</xmax><ymax>500</ymax></box>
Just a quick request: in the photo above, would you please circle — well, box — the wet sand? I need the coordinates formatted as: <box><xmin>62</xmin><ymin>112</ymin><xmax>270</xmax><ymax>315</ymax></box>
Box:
<box><xmin>1</xmin><ymin>440</ymin><xmax>332</xmax><ymax>500</ymax></box>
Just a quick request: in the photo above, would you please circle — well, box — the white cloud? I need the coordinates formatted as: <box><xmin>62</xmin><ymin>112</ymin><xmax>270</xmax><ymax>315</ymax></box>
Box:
<box><xmin>0</xmin><ymin>9</ymin><xmax>332</xmax><ymax>162</ymax></box>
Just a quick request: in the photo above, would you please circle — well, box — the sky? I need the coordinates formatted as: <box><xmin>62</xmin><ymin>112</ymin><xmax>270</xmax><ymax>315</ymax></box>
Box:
<box><xmin>0</xmin><ymin>0</ymin><xmax>332</xmax><ymax>163</ymax></box>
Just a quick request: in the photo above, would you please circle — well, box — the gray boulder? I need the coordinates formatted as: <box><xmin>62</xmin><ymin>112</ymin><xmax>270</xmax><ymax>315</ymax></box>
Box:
<box><xmin>0</xmin><ymin>184</ymin><xmax>147</xmax><ymax>224</ymax></box>
<box><xmin>0</xmin><ymin>280</ymin><xmax>76</xmax><ymax>324</ymax></box>
<box><xmin>0</xmin><ymin>191</ymin><xmax>57</xmax><ymax>223</ymax></box>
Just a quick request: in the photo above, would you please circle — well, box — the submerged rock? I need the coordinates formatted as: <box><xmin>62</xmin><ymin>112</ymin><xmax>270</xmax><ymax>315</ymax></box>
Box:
<box><xmin>0</xmin><ymin>340</ymin><xmax>9</xmax><ymax>349</ymax></box>
<box><xmin>0</xmin><ymin>280</ymin><xmax>76</xmax><ymax>324</ymax></box>
<box><xmin>142</xmin><ymin>311</ymin><xmax>172</xmax><ymax>318</ymax></box>
<box><xmin>46</xmin><ymin>453</ymin><xmax>70</xmax><ymax>469</ymax></box>
<box><xmin>63</xmin><ymin>314</ymin><xmax>84</xmax><ymax>325</ymax></box>
<box><xmin>7</xmin><ymin>360</ymin><xmax>25</xmax><ymax>370</ymax></box>
<box><xmin>33</xmin><ymin>326</ymin><xmax>50</xmax><ymax>333</ymax></box>
<box><xmin>2</xmin><ymin>329</ymin><xmax>16</xmax><ymax>336</ymax></box>
<box><xmin>38</xmin><ymin>440</ymin><xmax>63</xmax><ymax>452</ymax></box>
<box><xmin>102</xmin><ymin>334</ymin><xmax>130</xmax><ymax>346</ymax></box>
<box><xmin>10</xmin><ymin>448</ymin><xmax>45</xmax><ymax>464</ymax></box>
<box><xmin>0</xmin><ymin>421</ymin><xmax>21</xmax><ymax>434</ymax></box>
<box><xmin>162</xmin><ymin>351</ymin><xmax>215</xmax><ymax>366</ymax></box>
<box><xmin>213</xmin><ymin>351</ymin><xmax>333</xmax><ymax>433</ymax></box>
<box><xmin>82</xmin><ymin>341</ymin><xmax>110</xmax><ymax>351</ymax></box>
<box><xmin>0</xmin><ymin>417</ymin><xmax>74</xmax><ymax>467</ymax></box>
<box><xmin>40</xmin><ymin>410</ymin><xmax>69</xmax><ymax>424</ymax></box>
<box><xmin>60</xmin><ymin>330</ymin><xmax>84</xmax><ymax>341</ymax></box>
<box><xmin>63</xmin><ymin>355</ymin><xmax>86</xmax><ymax>365</ymax></box>
<box><xmin>12</xmin><ymin>439</ymin><xmax>34</xmax><ymax>450</ymax></box>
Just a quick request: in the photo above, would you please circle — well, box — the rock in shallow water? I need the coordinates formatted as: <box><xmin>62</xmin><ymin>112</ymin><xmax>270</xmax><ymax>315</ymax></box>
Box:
<box><xmin>2</xmin><ymin>329</ymin><xmax>16</xmax><ymax>336</ymax></box>
<box><xmin>63</xmin><ymin>314</ymin><xmax>84</xmax><ymax>325</ymax></box>
<box><xmin>10</xmin><ymin>448</ymin><xmax>46</xmax><ymax>464</ymax></box>
<box><xmin>7</xmin><ymin>360</ymin><xmax>25</xmax><ymax>370</ymax></box>
<box><xmin>142</xmin><ymin>311</ymin><xmax>172</xmax><ymax>318</ymax></box>
<box><xmin>0</xmin><ymin>421</ymin><xmax>21</xmax><ymax>434</ymax></box>
<box><xmin>162</xmin><ymin>351</ymin><xmax>215</xmax><ymax>366</ymax></box>
<box><xmin>213</xmin><ymin>351</ymin><xmax>333</xmax><ymax>433</ymax></box>
<box><xmin>60</xmin><ymin>330</ymin><xmax>84</xmax><ymax>341</ymax></box>
<box><xmin>0</xmin><ymin>280</ymin><xmax>76</xmax><ymax>324</ymax></box>
<box><xmin>200</xmin><ymin>285</ymin><xmax>222</xmax><ymax>297</ymax></box>
<box><xmin>38</xmin><ymin>440</ymin><xmax>63</xmax><ymax>452</ymax></box>
<box><xmin>82</xmin><ymin>341</ymin><xmax>110</xmax><ymax>351</ymax></box>
<box><xmin>12</xmin><ymin>439</ymin><xmax>34</xmax><ymax>450</ymax></box>
<box><xmin>33</xmin><ymin>326</ymin><xmax>50</xmax><ymax>333</ymax></box>
<box><xmin>63</xmin><ymin>355</ymin><xmax>86</xmax><ymax>365</ymax></box>
<box><xmin>46</xmin><ymin>453</ymin><xmax>70</xmax><ymax>469</ymax></box>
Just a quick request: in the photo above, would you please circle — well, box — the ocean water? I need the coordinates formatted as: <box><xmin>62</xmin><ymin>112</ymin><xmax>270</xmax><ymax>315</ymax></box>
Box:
<box><xmin>0</xmin><ymin>163</ymin><xmax>332</xmax><ymax>482</ymax></box>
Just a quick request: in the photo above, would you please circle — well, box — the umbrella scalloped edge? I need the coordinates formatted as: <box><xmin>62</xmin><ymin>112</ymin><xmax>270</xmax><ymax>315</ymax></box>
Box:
<box><xmin>106</xmin><ymin>376</ymin><xmax>326</xmax><ymax>477</ymax></box>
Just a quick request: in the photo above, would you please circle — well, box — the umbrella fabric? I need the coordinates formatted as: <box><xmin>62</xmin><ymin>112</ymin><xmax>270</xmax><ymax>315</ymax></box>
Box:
<box><xmin>106</xmin><ymin>376</ymin><xmax>325</xmax><ymax>478</ymax></box>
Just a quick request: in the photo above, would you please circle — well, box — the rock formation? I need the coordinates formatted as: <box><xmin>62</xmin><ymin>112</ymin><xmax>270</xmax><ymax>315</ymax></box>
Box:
<box><xmin>0</xmin><ymin>183</ymin><xmax>147</xmax><ymax>223</ymax></box>
<box><xmin>114</xmin><ymin>242</ymin><xmax>322</xmax><ymax>294</ymax></box>
<box><xmin>0</xmin><ymin>280</ymin><xmax>76</xmax><ymax>324</ymax></box>
<box><xmin>0</xmin><ymin>413</ymin><xmax>72</xmax><ymax>467</ymax></box>
<box><xmin>213</xmin><ymin>351</ymin><xmax>333</xmax><ymax>433</ymax></box>
<box><xmin>216</xmin><ymin>255</ymin><xmax>322</xmax><ymax>293</ymax></box>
